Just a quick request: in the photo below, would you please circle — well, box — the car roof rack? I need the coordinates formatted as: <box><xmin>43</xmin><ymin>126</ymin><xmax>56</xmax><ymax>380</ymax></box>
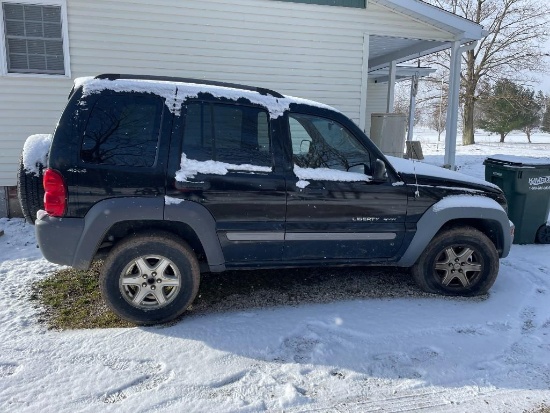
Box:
<box><xmin>94</xmin><ymin>74</ymin><xmax>285</xmax><ymax>99</ymax></box>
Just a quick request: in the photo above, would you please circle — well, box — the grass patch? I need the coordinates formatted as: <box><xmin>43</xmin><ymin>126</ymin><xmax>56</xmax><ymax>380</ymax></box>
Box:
<box><xmin>32</xmin><ymin>260</ymin><xmax>426</xmax><ymax>330</ymax></box>
<box><xmin>31</xmin><ymin>261</ymin><xmax>133</xmax><ymax>330</ymax></box>
<box><xmin>527</xmin><ymin>406</ymin><xmax>550</xmax><ymax>413</ymax></box>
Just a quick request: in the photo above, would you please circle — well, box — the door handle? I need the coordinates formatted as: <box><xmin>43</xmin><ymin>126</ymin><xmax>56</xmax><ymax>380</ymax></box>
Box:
<box><xmin>303</xmin><ymin>185</ymin><xmax>328</xmax><ymax>196</ymax></box>
<box><xmin>175</xmin><ymin>180</ymin><xmax>211</xmax><ymax>191</ymax></box>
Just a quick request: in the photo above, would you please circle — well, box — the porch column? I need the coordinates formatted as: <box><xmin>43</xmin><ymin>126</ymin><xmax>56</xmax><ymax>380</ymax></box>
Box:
<box><xmin>386</xmin><ymin>60</ymin><xmax>396</xmax><ymax>113</ymax></box>
<box><xmin>444</xmin><ymin>41</ymin><xmax>461</xmax><ymax>170</ymax></box>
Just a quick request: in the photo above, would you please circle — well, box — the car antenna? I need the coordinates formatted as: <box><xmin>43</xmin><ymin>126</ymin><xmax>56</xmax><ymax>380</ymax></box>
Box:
<box><xmin>411</xmin><ymin>151</ymin><xmax>420</xmax><ymax>198</ymax></box>
<box><xmin>409</xmin><ymin>72</ymin><xmax>421</xmax><ymax>198</ymax></box>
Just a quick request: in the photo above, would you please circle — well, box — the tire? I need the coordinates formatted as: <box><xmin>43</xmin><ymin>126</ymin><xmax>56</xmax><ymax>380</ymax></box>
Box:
<box><xmin>100</xmin><ymin>232</ymin><xmax>200</xmax><ymax>325</ymax></box>
<box><xmin>536</xmin><ymin>225</ymin><xmax>550</xmax><ymax>244</ymax></box>
<box><xmin>17</xmin><ymin>155</ymin><xmax>45</xmax><ymax>224</ymax></box>
<box><xmin>412</xmin><ymin>227</ymin><xmax>499</xmax><ymax>296</ymax></box>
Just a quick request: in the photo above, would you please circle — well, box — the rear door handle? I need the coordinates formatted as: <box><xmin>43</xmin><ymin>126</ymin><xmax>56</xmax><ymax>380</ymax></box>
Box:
<box><xmin>303</xmin><ymin>185</ymin><xmax>328</xmax><ymax>196</ymax></box>
<box><xmin>175</xmin><ymin>180</ymin><xmax>211</xmax><ymax>191</ymax></box>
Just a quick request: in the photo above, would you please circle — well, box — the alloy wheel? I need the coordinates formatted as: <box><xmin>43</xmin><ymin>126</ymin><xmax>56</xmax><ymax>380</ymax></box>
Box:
<box><xmin>119</xmin><ymin>255</ymin><xmax>181</xmax><ymax>309</ymax></box>
<box><xmin>434</xmin><ymin>245</ymin><xmax>483</xmax><ymax>289</ymax></box>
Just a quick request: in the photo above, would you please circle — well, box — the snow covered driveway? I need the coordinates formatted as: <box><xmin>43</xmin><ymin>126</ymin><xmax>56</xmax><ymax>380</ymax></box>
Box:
<box><xmin>1</xmin><ymin>136</ymin><xmax>550</xmax><ymax>412</ymax></box>
<box><xmin>1</xmin><ymin>219</ymin><xmax>549</xmax><ymax>413</ymax></box>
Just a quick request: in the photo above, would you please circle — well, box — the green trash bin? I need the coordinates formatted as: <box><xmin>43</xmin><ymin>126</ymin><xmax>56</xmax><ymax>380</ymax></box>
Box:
<box><xmin>484</xmin><ymin>155</ymin><xmax>550</xmax><ymax>244</ymax></box>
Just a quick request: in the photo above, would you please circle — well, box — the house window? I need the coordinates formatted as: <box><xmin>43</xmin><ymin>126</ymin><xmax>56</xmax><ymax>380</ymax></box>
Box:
<box><xmin>273</xmin><ymin>0</ymin><xmax>366</xmax><ymax>8</ymax></box>
<box><xmin>2</xmin><ymin>2</ymin><xmax>66</xmax><ymax>74</ymax></box>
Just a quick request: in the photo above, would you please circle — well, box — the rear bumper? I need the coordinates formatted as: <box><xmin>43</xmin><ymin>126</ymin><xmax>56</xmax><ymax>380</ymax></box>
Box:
<box><xmin>35</xmin><ymin>211</ymin><xmax>85</xmax><ymax>267</ymax></box>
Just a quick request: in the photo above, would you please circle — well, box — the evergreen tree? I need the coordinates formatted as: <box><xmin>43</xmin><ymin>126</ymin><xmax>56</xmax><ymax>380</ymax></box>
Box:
<box><xmin>542</xmin><ymin>97</ymin><xmax>550</xmax><ymax>133</ymax></box>
<box><xmin>478</xmin><ymin>80</ymin><xmax>539</xmax><ymax>142</ymax></box>
<box><xmin>520</xmin><ymin>88</ymin><xmax>542</xmax><ymax>143</ymax></box>
<box><xmin>540</xmin><ymin>95</ymin><xmax>550</xmax><ymax>133</ymax></box>
<box><xmin>478</xmin><ymin>80</ymin><xmax>520</xmax><ymax>142</ymax></box>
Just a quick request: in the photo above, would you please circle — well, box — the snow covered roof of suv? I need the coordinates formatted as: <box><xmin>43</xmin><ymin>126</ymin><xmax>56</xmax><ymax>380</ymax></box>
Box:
<box><xmin>73</xmin><ymin>74</ymin><xmax>339</xmax><ymax>119</ymax></box>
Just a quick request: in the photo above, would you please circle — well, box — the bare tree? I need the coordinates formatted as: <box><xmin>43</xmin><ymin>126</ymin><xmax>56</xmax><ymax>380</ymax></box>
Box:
<box><xmin>423</xmin><ymin>0</ymin><xmax>550</xmax><ymax>145</ymax></box>
<box><xmin>393</xmin><ymin>81</ymin><xmax>411</xmax><ymax>117</ymax></box>
<box><xmin>520</xmin><ymin>89</ymin><xmax>544</xmax><ymax>142</ymax></box>
<box><xmin>393</xmin><ymin>80</ymin><xmax>426</xmax><ymax>133</ymax></box>
<box><xmin>427</xmin><ymin>102</ymin><xmax>448</xmax><ymax>141</ymax></box>
<box><xmin>420</xmin><ymin>76</ymin><xmax>450</xmax><ymax>140</ymax></box>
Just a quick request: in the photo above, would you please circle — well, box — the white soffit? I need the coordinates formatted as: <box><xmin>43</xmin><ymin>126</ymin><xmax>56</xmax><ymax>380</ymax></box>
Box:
<box><xmin>368</xmin><ymin>36</ymin><xmax>448</xmax><ymax>71</ymax></box>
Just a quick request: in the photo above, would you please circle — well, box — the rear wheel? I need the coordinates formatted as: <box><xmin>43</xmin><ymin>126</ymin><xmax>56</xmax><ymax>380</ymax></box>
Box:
<box><xmin>100</xmin><ymin>232</ymin><xmax>200</xmax><ymax>325</ymax></box>
<box><xmin>412</xmin><ymin>227</ymin><xmax>499</xmax><ymax>296</ymax></box>
<box><xmin>17</xmin><ymin>156</ymin><xmax>45</xmax><ymax>224</ymax></box>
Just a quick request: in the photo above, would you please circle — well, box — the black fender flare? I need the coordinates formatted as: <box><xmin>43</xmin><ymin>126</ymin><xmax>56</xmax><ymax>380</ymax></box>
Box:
<box><xmin>72</xmin><ymin>197</ymin><xmax>163</xmax><ymax>269</ymax></box>
<box><xmin>71</xmin><ymin>197</ymin><xmax>225</xmax><ymax>271</ymax></box>
<box><xmin>164</xmin><ymin>198</ymin><xmax>225</xmax><ymax>271</ymax></box>
<box><xmin>397</xmin><ymin>196</ymin><xmax>512</xmax><ymax>267</ymax></box>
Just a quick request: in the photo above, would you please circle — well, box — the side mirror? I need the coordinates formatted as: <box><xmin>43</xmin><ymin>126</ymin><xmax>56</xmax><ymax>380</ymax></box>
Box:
<box><xmin>300</xmin><ymin>140</ymin><xmax>311</xmax><ymax>154</ymax></box>
<box><xmin>347</xmin><ymin>163</ymin><xmax>367</xmax><ymax>174</ymax></box>
<box><xmin>373</xmin><ymin>159</ymin><xmax>387</xmax><ymax>182</ymax></box>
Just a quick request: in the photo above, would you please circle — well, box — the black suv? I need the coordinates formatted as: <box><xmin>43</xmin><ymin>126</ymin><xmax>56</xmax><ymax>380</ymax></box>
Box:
<box><xmin>31</xmin><ymin>74</ymin><xmax>513</xmax><ymax>325</ymax></box>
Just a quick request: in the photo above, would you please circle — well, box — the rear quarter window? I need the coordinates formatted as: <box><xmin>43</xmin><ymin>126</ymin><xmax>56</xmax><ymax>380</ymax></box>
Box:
<box><xmin>80</xmin><ymin>94</ymin><xmax>163</xmax><ymax>167</ymax></box>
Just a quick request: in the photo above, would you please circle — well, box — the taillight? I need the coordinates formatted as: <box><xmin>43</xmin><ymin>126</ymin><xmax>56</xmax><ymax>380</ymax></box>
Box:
<box><xmin>43</xmin><ymin>169</ymin><xmax>67</xmax><ymax>217</ymax></box>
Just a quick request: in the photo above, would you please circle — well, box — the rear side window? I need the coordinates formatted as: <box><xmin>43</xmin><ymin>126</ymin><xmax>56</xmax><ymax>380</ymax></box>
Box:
<box><xmin>183</xmin><ymin>102</ymin><xmax>271</xmax><ymax>167</ymax></box>
<box><xmin>81</xmin><ymin>94</ymin><xmax>163</xmax><ymax>167</ymax></box>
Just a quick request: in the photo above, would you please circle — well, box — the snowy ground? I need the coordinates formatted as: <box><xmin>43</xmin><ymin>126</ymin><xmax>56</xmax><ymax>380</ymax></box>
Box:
<box><xmin>1</xmin><ymin>131</ymin><xmax>549</xmax><ymax>413</ymax></box>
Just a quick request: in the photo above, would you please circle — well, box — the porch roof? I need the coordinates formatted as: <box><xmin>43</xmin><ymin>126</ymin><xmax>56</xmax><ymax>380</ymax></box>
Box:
<box><xmin>368</xmin><ymin>0</ymin><xmax>486</xmax><ymax>71</ymax></box>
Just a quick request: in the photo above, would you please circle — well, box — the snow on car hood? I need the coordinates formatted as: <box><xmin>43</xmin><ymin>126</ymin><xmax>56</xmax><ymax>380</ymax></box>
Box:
<box><xmin>386</xmin><ymin>156</ymin><xmax>501</xmax><ymax>191</ymax></box>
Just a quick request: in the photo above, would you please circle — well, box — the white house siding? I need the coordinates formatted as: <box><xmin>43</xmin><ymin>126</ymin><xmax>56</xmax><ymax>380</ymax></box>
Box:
<box><xmin>0</xmin><ymin>77</ymin><xmax>72</xmax><ymax>186</ymax></box>
<box><xmin>0</xmin><ymin>0</ymin><xmax>453</xmax><ymax>186</ymax></box>
<box><xmin>365</xmin><ymin>80</ymin><xmax>389</xmax><ymax>135</ymax></box>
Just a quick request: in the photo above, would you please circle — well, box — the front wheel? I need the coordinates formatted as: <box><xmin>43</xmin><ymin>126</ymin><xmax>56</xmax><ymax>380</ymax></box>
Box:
<box><xmin>536</xmin><ymin>225</ymin><xmax>550</xmax><ymax>244</ymax></box>
<box><xmin>100</xmin><ymin>232</ymin><xmax>200</xmax><ymax>325</ymax></box>
<box><xmin>412</xmin><ymin>227</ymin><xmax>499</xmax><ymax>296</ymax></box>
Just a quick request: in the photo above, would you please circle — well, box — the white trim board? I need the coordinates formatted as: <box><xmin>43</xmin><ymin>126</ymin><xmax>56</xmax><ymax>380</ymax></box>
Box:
<box><xmin>372</xmin><ymin>0</ymin><xmax>485</xmax><ymax>41</ymax></box>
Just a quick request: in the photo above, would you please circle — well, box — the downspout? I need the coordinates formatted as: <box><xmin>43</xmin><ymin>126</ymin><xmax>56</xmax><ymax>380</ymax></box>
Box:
<box><xmin>386</xmin><ymin>60</ymin><xmax>397</xmax><ymax>112</ymax></box>
<box><xmin>444</xmin><ymin>40</ymin><xmax>477</xmax><ymax>170</ymax></box>
<box><xmin>359</xmin><ymin>33</ymin><xmax>370</xmax><ymax>132</ymax></box>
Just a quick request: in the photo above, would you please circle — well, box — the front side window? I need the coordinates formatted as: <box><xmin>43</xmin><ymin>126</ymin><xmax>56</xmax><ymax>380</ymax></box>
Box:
<box><xmin>289</xmin><ymin>113</ymin><xmax>372</xmax><ymax>173</ymax></box>
<box><xmin>2</xmin><ymin>2</ymin><xmax>65</xmax><ymax>74</ymax></box>
<box><xmin>81</xmin><ymin>94</ymin><xmax>163</xmax><ymax>167</ymax></box>
<box><xmin>183</xmin><ymin>103</ymin><xmax>272</xmax><ymax>167</ymax></box>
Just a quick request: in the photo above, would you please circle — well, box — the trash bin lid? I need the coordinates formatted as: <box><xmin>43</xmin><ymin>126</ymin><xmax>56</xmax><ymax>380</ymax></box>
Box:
<box><xmin>484</xmin><ymin>154</ymin><xmax>550</xmax><ymax>168</ymax></box>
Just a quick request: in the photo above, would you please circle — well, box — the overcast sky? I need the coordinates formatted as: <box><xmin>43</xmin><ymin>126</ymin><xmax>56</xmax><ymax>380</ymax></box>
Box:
<box><xmin>532</xmin><ymin>75</ymin><xmax>549</xmax><ymax>94</ymax></box>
